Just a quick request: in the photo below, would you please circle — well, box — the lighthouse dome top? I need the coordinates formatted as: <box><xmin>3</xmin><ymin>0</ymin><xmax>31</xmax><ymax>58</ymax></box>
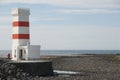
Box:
<box><xmin>12</xmin><ymin>8</ymin><xmax>30</xmax><ymax>16</ymax></box>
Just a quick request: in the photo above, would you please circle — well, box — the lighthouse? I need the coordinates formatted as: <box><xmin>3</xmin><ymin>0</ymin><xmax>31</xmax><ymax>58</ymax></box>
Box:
<box><xmin>12</xmin><ymin>8</ymin><xmax>40</xmax><ymax>61</ymax></box>
<box><xmin>10</xmin><ymin>8</ymin><xmax>53</xmax><ymax>76</ymax></box>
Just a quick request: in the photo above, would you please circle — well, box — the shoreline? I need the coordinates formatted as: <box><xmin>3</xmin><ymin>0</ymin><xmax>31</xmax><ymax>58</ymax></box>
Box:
<box><xmin>0</xmin><ymin>54</ymin><xmax>120</xmax><ymax>80</ymax></box>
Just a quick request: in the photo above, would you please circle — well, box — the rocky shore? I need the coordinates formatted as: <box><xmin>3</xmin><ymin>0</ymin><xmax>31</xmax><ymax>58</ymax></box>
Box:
<box><xmin>0</xmin><ymin>54</ymin><xmax>120</xmax><ymax>80</ymax></box>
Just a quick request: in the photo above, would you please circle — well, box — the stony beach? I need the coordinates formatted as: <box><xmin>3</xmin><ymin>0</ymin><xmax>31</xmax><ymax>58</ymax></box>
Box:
<box><xmin>0</xmin><ymin>54</ymin><xmax>120</xmax><ymax>80</ymax></box>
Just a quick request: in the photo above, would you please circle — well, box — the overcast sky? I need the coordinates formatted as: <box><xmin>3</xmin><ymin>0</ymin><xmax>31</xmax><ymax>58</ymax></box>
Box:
<box><xmin>0</xmin><ymin>0</ymin><xmax>120</xmax><ymax>50</ymax></box>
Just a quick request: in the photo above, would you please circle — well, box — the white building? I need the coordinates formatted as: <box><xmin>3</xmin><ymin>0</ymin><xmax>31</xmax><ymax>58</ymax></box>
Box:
<box><xmin>12</xmin><ymin>8</ymin><xmax>40</xmax><ymax>61</ymax></box>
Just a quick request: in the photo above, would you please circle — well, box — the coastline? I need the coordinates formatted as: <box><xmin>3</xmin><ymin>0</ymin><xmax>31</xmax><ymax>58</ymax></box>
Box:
<box><xmin>40</xmin><ymin>54</ymin><xmax>120</xmax><ymax>80</ymax></box>
<box><xmin>0</xmin><ymin>54</ymin><xmax>120</xmax><ymax>80</ymax></box>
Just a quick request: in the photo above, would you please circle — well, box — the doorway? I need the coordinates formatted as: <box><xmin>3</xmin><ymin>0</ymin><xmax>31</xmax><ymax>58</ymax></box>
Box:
<box><xmin>19</xmin><ymin>49</ymin><xmax>23</xmax><ymax>60</ymax></box>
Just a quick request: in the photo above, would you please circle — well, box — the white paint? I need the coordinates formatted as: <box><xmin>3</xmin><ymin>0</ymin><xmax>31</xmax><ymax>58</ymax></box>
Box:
<box><xmin>12</xmin><ymin>27</ymin><xmax>29</xmax><ymax>34</ymax></box>
<box><xmin>12</xmin><ymin>8</ymin><xmax>30</xmax><ymax>60</ymax></box>
<box><xmin>12</xmin><ymin>8</ymin><xmax>30</xmax><ymax>16</ymax></box>
<box><xmin>28</xmin><ymin>45</ymin><xmax>40</xmax><ymax>59</ymax></box>
<box><xmin>12</xmin><ymin>8</ymin><xmax>40</xmax><ymax>61</ymax></box>
<box><xmin>12</xmin><ymin>39</ymin><xmax>30</xmax><ymax>47</ymax></box>
<box><xmin>13</xmin><ymin>15</ymin><xmax>29</xmax><ymax>22</ymax></box>
<box><xmin>12</xmin><ymin>45</ymin><xmax>40</xmax><ymax>61</ymax></box>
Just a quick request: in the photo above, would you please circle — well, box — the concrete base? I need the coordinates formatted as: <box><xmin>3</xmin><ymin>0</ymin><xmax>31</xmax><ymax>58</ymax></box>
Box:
<box><xmin>8</xmin><ymin>60</ymin><xmax>53</xmax><ymax>76</ymax></box>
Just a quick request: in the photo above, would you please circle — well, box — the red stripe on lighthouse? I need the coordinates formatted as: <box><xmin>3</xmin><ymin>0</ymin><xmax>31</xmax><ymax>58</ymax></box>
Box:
<box><xmin>13</xmin><ymin>21</ymin><xmax>29</xmax><ymax>27</ymax></box>
<box><xmin>12</xmin><ymin>34</ymin><xmax>30</xmax><ymax>39</ymax></box>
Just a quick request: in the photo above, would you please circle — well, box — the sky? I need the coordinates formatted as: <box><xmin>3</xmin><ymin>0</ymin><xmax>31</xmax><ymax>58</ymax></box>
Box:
<box><xmin>0</xmin><ymin>0</ymin><xmax>120</xmax><ymax>50</ymax></box>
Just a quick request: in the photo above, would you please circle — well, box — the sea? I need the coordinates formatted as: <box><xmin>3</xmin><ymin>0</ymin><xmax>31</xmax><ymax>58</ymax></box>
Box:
<box><xmin>0</xmin><ymin>50</ymin><xmax>120</xmax><ymax>57</ymax></box>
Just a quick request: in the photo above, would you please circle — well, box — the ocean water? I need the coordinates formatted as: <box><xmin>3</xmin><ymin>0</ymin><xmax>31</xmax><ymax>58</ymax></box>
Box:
<box><xmin>0</xmin><ymin>50</ymin><xmax>120</xmax><ymax>57</ymax></box>
<box><xmin>41</xmin><ymin>50</ymin><xmax>120</xmax><ymax>55</ymax></box>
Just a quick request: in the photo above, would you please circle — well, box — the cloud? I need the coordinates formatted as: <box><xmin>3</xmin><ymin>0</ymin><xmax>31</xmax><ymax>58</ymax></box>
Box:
<box><xmin>0</xmin><ymin>23</ymin><xmax>120</xmax><ymax>50</ymax></box>
<box><xmin>30</xmin><ymin>25</ymin><xmax>120</xmax><ymax>50</ymax></box>
<box><xmin>54</xmin><ymin>9</ymin><xmax>120</xmax><ymax>14</ymax></box>
<box><xmin>0</xmin><ymin>16</ymin><xmax>11</xmax><ymax>25</ymax></box>
<box><xmin>0</xmin><ymin>26</ymin><xmax>11</xmax><ymax>50</ymax></box>
<box><xmin>1</xmin><ymin>0</ymin><xmax>120</xmax><ymax>8</ymax></box>
<box><xmin>31</xmin><ymin>17</ymin><xmax>64</xmax><ymax>21</ymax></box>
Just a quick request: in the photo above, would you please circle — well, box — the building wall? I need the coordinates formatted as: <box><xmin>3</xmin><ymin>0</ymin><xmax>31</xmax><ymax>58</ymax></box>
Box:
<box><xmin>12</xmin><ymin>8</ymin><xmax>40</xmax><ymax>61</ymax></box>
<box><xmin>12</xmin><ymin>8</ymin><xmax>30</xmax><ymax>60</ymax></box>
<box><xmin>12</xmin><ymin>27</ymin><xmax>29</xmax><ymax>34</ymax></box>
<box><xmin>28</xmin><ymin>45</ymin><xmax>40</xmax><ymax>59</ymax></box>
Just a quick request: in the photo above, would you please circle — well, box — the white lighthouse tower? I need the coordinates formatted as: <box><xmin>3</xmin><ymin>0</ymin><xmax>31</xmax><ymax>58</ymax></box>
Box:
<box><xmin>12</xmin><ymin>8</ymin><xmax>40</xmax><ymax>61</ymax></box>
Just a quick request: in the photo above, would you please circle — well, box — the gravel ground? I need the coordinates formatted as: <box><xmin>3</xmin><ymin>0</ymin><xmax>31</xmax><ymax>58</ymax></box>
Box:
<box><xmin>50</xmin><ymin>54</ymin><xmax>120</xmax><ymax>80</ymax></box>
<box><xmin>0</xmin><ymin>54</ymin><xmax>120</xmax><ymax>80</ymax></box>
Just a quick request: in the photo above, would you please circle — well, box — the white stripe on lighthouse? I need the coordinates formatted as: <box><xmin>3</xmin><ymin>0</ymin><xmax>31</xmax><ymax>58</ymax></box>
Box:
<box><xmin>13</xmin><ymin>16</ymin><xmax>29</xmax><ymax>22</ymax></box>
<box><xmin>12</xmin><ymin>39</ymin><xmax>30</xmax><ymax>46</ymax></box>
<box><xmin>12</xmin><ymin>27</ymin><xmax>29</xmax><ymax>34</ymax></box>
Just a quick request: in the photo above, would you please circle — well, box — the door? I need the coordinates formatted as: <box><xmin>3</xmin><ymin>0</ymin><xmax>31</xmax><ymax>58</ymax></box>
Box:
<box><xmin>19</xmin><ymin>49</ymin><xmax>23</xmax><ymax>60</ymax></box>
